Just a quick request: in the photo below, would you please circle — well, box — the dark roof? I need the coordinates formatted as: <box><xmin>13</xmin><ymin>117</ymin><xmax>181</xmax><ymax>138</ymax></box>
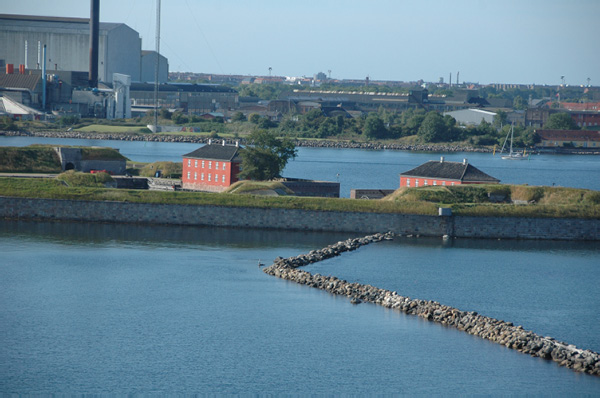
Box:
<box><xmin>183</xmin><ymin>144</ymin><xmax>242</xmax><ymax>162</ymax></box>
<box><xmin>400</xmin><ymin>160</ymin><xmax>499</xmax><ymax>183</ymax></box>
<box><xmin>0</xmin><ymin>73</ymin><xmax>41</xmax><ymax>91</ymax></box>
<box><xmin>122</xmin><ymin>82</ymin><xmax>237</xmax><ymax>93</ymax></box>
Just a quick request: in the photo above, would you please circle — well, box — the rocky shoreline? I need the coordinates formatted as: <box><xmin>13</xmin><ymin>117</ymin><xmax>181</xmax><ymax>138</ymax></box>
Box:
<box><xmin>263</xmin><ymin>232</ymin><xmax>600</xmax><ymax>377</ymax></box>
<box><xmin>0</xmin><ymin>130</ymin><xmax>492</xmax><ymax>153</ymax></box>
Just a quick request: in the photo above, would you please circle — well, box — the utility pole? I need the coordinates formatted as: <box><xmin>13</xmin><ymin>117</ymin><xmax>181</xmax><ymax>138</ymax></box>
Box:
<box><xmin>153</xmin><ymin>0</ymin><xmax>161</xmax><ymax>132</ymax></box>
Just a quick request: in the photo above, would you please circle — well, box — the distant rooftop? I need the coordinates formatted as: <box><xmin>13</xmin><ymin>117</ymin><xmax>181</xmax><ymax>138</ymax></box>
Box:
<box><xmin>400</xmin><ymin>159</ymin><xmax>500</xmax><ymax>183</ymax></box>
<box><xmin>183</xmin><ymin>143</ymin><xmax>242</xmax><ymax>162</ymax></box>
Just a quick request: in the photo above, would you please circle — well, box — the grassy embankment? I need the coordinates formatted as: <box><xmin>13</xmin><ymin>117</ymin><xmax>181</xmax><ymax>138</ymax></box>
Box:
<box><xmin>0</xmin><ymin>147</ymin><xmax>62</xmax><ymax>173</ymax></box>
<box><xmin>384</xmin><ymin>184</ymin><xmax>600</xmax><ymax>218</ymax></box>
<box><xmin>1</xmin><ymin>177</ymin><xmax>599</xmax><ymax>218</ymax></box>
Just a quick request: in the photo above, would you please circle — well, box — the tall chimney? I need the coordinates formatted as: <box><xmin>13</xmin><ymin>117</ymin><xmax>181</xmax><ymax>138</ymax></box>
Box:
<box><xmin>89</xmin><ymin>0</ymin><xmax>100</xmax><ymax>87</ymax></box>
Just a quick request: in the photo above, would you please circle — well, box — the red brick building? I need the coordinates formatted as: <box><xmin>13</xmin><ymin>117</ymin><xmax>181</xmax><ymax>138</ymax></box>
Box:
<box><xmin>182</xmin><ymin>142</ymin><xmax>242</xmax><ymax>192</ymax></box>
<box><xmin>400</xmin><ymin>158</ymin><xmax>499</xmax><ymax>187</ymax></box>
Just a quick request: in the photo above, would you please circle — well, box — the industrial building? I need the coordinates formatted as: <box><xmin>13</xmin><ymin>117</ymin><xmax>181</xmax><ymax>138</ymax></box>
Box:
<box><xmin>0</xmin><ymin>14</ymin><xmax>144</xmax><ymax>83</ymax></box>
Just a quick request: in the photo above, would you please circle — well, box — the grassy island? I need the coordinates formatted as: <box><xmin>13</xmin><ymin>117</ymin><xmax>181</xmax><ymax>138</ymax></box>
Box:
<box><xmin>0</xmin><ymin>176</ymin><xmax>599</xmax><ymax>219</ymax></box>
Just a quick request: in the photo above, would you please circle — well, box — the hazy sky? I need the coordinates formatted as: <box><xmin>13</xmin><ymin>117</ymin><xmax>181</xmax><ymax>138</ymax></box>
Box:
<box><xmin>3</xmin><ymin>0</ymin><xmax>599</xmax><ymax>85</ymax></box>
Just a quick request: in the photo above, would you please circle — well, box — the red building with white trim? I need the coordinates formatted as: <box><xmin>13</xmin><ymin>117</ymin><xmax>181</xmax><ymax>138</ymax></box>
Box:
<box><xmin>182</xmin><ymin>141</ymin><xmax>242</xmax><ymax>192</ymax></box>
<box><xmin>400</xmin><ymin>158</ymin><xmax>499</xmax><ymax>188</ymax></box>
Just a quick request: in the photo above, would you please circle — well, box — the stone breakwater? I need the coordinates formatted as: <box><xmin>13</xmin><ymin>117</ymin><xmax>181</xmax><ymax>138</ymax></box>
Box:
<box><xmin>263</xmin><ymin>232</ymin><xmax>600</xmax><ymax>377</ymax></box>
<box><xmin>1</xmin><ymin>130</ymin><xmax>491</xmax><ymax>153</ymax></box>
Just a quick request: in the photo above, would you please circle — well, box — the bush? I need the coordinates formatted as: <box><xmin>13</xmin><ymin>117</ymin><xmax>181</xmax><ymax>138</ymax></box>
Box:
<box><xmin>511</xmin><ymin>185</ymin><xmax>545</xmax><ymax>202</ymax></box>
<box><xmin>57</xmin><ymin>170</ymin><xmax>114</xmax><ymax>187</ymax></box>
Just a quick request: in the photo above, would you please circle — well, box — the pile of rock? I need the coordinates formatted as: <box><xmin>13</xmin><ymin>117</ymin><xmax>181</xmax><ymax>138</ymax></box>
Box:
<box><xmin>263</xmin><ymin>232</ymin><xmax>600</xmax><ymax>377</ymax></box>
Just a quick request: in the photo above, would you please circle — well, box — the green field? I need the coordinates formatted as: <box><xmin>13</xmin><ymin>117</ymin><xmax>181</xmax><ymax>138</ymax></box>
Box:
<box><xmin>75</xmin><ymin>124</ymin><xmax>149</xmax><ymax>133</ymax></box>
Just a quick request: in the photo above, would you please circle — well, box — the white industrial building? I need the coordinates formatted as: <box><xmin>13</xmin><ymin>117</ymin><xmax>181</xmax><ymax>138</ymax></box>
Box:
<box><xmin>443</xmin><ymin>108</ymin><xmax>497</xmax><ymax>126</ymax></box>
<box><xmin>0</xmin><ymin>14</ymin><xmax>148</xmax><ymax>83</ymax></box>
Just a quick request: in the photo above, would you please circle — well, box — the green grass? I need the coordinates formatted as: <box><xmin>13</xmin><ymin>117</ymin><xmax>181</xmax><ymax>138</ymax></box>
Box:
<box><xmin>0</xmin><ymin>145</ymin><xmax>128</xmax><ymax>174</ymax></box>
<box><xmin>80</xmin><ymin>147</ymin><xmax>128</xmax><ymax>161</ymax></box>
<box><xmin>1</xmin><ymin>178</ymin><xmax>598</xmax><ymax>219</ymax></box>
<box><xmin>57</xmin><ymin>171</ymin><xmax>114</xmax><ymax>187</ymax></box>
<box><xmin>224</xmin><ymin>180</ymin><xmax>295</xmax><ymax>195</ymax></box>
<box><xmin>384</xmin><ymin>184</ymin><xmax>600</xmax><ymax>218</ymax></box>
<box><xmin>137</xmin><ymin>162</ymin><xmax>182</xmax><ymax>178</ymax></box>
<box><xmin>0</xmin><ymin>147</ymin><xmax>62</xmax><ymax>173</ymax></box>
<box><xmin>0</xmin><ymin>177</ymin><xmax>438</xmax><ymax>215</ymax></box>
<box><xmin>75</xmin><ymin>124</ymin><xmax>149</xmax><ymax>133</ymax></box>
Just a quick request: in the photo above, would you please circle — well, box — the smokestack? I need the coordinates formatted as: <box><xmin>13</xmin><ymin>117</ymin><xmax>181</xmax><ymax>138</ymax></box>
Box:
<box><xmin>457</xmin><ymin>71</ymin><xmax>459</xmax><ymax>85</ymax></box>
<box><xmin>449</xmin><ymin>72</ymin><xmax>452</xmax><ymax>87</ymax></box>
<box><xmin>89</xmin><ymin>0</ymin><xmax>100</xmax><ymax>87</ymax></box>
<box><xmin>42</xmin><ymin>45</ymin><xmax>47</xmax><ymax>110</ymax></box>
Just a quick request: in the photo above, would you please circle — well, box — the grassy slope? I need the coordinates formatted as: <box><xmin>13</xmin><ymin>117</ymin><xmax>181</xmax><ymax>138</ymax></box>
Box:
<box><xmin>0</xmin><ymin>178</ymin><xmax>437</xmax><ymax>215</ymax></box>
<box><xmin>385</xmin><ymin>184</ymin><xmax>600</xmax><ymax>218</ymax></box>
<box><xmin>0</xmin><ymin>178</ymin><xmax>598</xmax><ymax>219</ymax></box>
<box><xmin>0</xmin><ymin>147</ymin><xmax>62</xmax><ymax>173</ymax></box>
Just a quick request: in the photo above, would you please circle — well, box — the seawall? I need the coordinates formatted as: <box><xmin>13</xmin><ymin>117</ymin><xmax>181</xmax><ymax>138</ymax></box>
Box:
<box><xmin>262</xmin><ymin>233</ymin><xmax>600</xmax><ymax>377</ymax></box>
<box><xmin>1</xmin><ymin>196</ymin><xmax>599</xmax><ymax>240</ymax></box>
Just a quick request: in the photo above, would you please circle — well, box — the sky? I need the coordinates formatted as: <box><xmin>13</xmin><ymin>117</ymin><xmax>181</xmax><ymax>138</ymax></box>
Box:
<box><xmin>2</xmin><ymin>0</ymin><xmax>599</xmax><ymax>86</ymax></box>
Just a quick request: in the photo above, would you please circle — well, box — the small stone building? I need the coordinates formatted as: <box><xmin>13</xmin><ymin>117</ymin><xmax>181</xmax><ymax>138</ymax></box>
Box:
<box><xmin>182</xmin><ymin>142</ymin><xmax>242</xmax><ymax>192</ymax></box>
<box><xmin>400</xmin><ymin>157</ymin><xmax>499</xmax><ymax>187</ymax></box>
<box><xmin>54</xmin><ymin>146</ymin><xmax>127</xmax><ymax>174</ymax></box>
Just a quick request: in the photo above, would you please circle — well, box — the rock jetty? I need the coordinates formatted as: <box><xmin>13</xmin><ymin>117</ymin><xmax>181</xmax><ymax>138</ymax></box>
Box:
<box><xmin>263</xmin><ymin>232</ymin><xmax>600</xmax><ymax>377</ymax></box>
<box><xmin>1</xmin><ymin>130</ymin><xmax>492</xmax><ymax>153</ymax></box>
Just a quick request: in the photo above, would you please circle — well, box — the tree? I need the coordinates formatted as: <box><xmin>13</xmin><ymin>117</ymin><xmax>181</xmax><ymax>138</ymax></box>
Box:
<box><xmin>417</xmin><ymin>111</ymin><xmax>449</xmax><ymax>142</ymax></box>
<box><xmin>512</xmin><ymin>95</ymin><xmax>526</xmax><ymax>110</ymax></box>
<box><xmin>248</xmin><ymin>113</ymin><xmax>261</xmax><ymax>124</ymax></box>
<box><xmin>363</xmin><ymin>113</ymin><xmax>387</xmax><ymax>139</ymax></box>
<box><xmin>232</xmin><ymin>112</ymin><xmax>246</xmax><ymax>122</ymax></box>
<box><xmin>493</xmin><ymin>110</ymin><xmax>508</xmax><ymax>129</ymax></box>
<box><xmin>239</xmin><ymin>129</ymin><xmax>297</xmax><ymax>181</ymax></box>
<box><xmin>0</xmin><ymin>116</ymin><xmax>16</xmax><ymax>131</ymax></box>
<box><xmin>544</xmin><ymin>112</ymin><xmax>579</xmax><ymax>130</ymax></box>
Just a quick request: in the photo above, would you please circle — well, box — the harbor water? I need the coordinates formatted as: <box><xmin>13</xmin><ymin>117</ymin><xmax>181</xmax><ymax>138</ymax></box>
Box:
<box><xmin>1</xmin><ymin>221</ymin><xmax>599</xmax><ymax>394</ymax></box>
<box><xmin>1</xmin><ymin>136</ymin><xmax>600</xmax><ymax>393</ymax></box>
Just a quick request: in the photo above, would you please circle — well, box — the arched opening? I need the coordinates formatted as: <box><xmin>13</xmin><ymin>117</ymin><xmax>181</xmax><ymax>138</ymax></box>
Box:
<box><xmin>65</xmin><ymin>162</ymin><xmax>75</xmax><ymax>171</ymax></box>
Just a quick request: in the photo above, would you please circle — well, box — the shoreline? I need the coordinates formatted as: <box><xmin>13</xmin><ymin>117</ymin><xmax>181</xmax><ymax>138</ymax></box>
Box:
<box><xmin>1</xmin><ymin>130</ymin><xmax>493</xmax><ymax>153</ymax></box>
<box><xmin>3</xmin><ymin>130</ymin><xmax>598</xmax><ymax>154</ymax></box>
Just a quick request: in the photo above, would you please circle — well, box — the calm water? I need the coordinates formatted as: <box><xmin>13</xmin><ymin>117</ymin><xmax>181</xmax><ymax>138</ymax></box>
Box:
<box><xmin>1</xmin><ymin>221</ymin><xmax>599</xmax><ymax>395</ymax></box>
<box><xmin>2</xmin><ymin>136</ymin><xmax>600</xmax><ymax>197</ymax></box>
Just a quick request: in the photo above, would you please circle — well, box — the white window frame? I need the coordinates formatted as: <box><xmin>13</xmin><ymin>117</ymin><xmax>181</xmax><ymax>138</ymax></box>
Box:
<box><xmin>222</xmin><ymin>174</ymin><xmax>226</xmax><ymax>183</ymax></box>
<box><xmin>209</xmin><ymin>161</ymin><xmax>212</xmax><ymax>169</ymax></box>
<box><xmin>187</xmin><ymin>159</ymin><xmax>191</xmax><ymax>167</ymax></box>
<box><xmin>201</xmin><ymin>173</ymin><xmax>204</xmax><ymax>181</ymax></box>
<box><xmin>187</xmin><ymin>171</ymin><xmax>190</xmax><ymax>180</ymax></box>
<box><xmin>194</xmin><ymin>172</ymin><xmax>197</xmax><ymax>180</ymax></box>
<box><xmin>194</xmin><ymin>160</ymin><xmax>198</xmax><ymax>168</ymax></box>
<box><xmin>208</xmin><ymin>174</ymin><xmax>212</xmax><ymax>182</ymax></box>
<box><xmin>202</xmin><ymin>160</ymin><xmax>205</xmax><ymax>168</ymax></box>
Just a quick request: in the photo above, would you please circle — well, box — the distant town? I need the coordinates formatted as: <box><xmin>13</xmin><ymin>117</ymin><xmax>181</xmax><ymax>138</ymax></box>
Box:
<box><xmin>1</xmin><ymin>12</ymin><xmax>599</xmax><ymax>153</ymax></box>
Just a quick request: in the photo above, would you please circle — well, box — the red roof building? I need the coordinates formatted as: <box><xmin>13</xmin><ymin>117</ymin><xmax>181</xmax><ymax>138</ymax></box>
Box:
<box><xmin>182</xmin><ymin>141</ymin><xmax>242</xmax><ymax>192</ymax></box>
<box><xmin>535</xmin><ymin>129</ymin><xmax>600</xmax><ymax>148</ymax></box>
<box><xmin>400</xmin><ymin>158</ymin><xmax>499</xmax><ymax>188</ymax></box>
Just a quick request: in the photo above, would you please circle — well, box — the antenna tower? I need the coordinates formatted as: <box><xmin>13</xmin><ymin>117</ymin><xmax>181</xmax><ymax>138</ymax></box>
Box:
<box><xmin>154</xmin><ymin>0</ymin><xmax>161</xmax><ymax>131</ymax></box>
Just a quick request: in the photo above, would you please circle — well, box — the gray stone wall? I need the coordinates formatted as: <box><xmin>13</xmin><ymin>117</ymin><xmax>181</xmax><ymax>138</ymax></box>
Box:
<box><xmin>1</xmin><ymin>196</ymin><xmax>598</xmax><ymax>240</ymax></box>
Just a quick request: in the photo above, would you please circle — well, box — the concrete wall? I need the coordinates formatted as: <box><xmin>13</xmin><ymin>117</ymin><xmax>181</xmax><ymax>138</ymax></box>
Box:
<box><xmin>1</xmin><ymin>196</ymin><xmax>599</xmax><ymax>240</ymax></box>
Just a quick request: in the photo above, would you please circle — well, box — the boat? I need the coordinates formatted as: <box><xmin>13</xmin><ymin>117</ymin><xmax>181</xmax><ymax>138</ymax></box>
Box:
<box><xmin>500</xmin><ymin>124</ymin><xmax>528</xmax><ymax>160</ymax></box>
